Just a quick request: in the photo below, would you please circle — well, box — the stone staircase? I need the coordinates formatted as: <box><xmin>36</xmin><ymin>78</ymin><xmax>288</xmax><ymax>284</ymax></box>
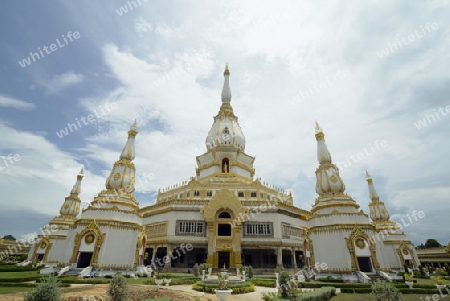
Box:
<box><xmin>367</xmin><ymin>273</ymin><xmax>384</xmax><ymax>282</ymax></box>
<box><xmin>65</xmin><ymin>268</ymin><xmax>82</xmax><ymax>277</ymax></box>
<box><xmin>210</xmin><ymin>267</ymin><xmax>238</xmax><ymax>275</ymax></box>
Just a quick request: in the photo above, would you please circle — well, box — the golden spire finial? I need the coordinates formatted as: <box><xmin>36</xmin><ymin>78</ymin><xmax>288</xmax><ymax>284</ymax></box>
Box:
<box><xmin>224</xmin><ymin>63</ymin><xmax>230</xmax><ymax>76</ymax></box>
<box><xmin>366</xmin><ymin>170</ymin><xmax>371</xmax><ymax>180</ymax></box>
<box><xmin>315</xmin><ymin>120</ymin><xmax>322</xmax><ymax>134</ymax></box>
<box><xmin>129</xmin><ymin>119</ymin><xmax>138</xmax><ymax>134</ymax></box>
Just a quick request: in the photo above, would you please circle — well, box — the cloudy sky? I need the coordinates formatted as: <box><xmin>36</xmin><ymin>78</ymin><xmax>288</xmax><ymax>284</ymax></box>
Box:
<box><xmin>0</xmin><ymin>0</ymin><xmax>449</xmax><ymax>246</ymax></box>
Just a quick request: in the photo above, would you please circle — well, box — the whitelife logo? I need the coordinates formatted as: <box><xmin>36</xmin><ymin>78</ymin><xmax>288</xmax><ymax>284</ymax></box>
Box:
<box><xmin>18</xmin><ymin>31</ymin><xmax>81</xmax><ymax>68</ymax></box>
<box><xmin>55</xmin><ymin>102</ymin><xmax>118</xmax><ymax>139</ymax></box>
<box><xmin>414</xmin><ymin>105</ymin><xmax>450</xmax><ymax>129</ymax></box>
<box><xmin>376</xmin><ymin>22</ymin><xmax>439</xmax><ymax>58</ymax></box>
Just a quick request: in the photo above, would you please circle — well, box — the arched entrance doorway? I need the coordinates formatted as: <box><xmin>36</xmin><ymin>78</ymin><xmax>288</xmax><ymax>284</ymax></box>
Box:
<box><xmin>200</xmin><ymin>189</ymin><xmax>248</xmax><ymax>268</ymax></box>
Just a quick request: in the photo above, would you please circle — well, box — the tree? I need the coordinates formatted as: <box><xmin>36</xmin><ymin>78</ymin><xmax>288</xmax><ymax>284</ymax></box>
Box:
<box><xmin>425</xmin><ymin>239</ymin><xmax>442</xmax><ymax>248</ymax></box>
<box><xmin>3</xmin><ymin>235</ymin><xmax>16</xmax><ymax>241</ymax></box>
<box><xmin>415</xmin><ymin>243</ymin><xmax>425</xmax><ymax>250</ymax></box>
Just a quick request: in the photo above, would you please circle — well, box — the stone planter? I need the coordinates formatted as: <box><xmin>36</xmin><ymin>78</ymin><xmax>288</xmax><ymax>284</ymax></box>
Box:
<box><xmin>436</xmin><ymin>284</ymin><xmax>446</xmax><ymax>291</ymax></box>
<box><xmin>220</xmin><ymin>271</ymin><xmax>228</xmax><ymax>277</ymax></box>
<box><xmin>405</xmin><ymin>281</ymin><xmax>414</xmax><ymax>289</ymax></box>
<box><xmin>202</xmin><ymin>269</ymin><xmax>206</xmax><ymax>280</ymax></box>
<box><xmin>215</xmin><ymin>289</ymin><xmax>233</xmax><ymax>301</ymax></box>
<box><xmin>164</xmin><ymin>278</ymin><xmax>171</xmax><ymax>286</ymax></box>
<box><xmin>155</xmin><ymin>278</ymin><xmax>163</xmax><ymax>287</ymax></box>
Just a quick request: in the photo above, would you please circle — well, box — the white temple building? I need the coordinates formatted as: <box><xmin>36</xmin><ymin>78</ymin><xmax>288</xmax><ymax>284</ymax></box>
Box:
<box><xmin>28</xmin><ymin>65</ymin><xmax>419</xmax><ymax>281</ymax></box>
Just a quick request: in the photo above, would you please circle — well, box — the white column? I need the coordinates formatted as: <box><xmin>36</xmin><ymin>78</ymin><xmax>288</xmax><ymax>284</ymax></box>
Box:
<box><xmin>292</xmin><ymin>248</ymin><xmax>297</xmax><ymax>268</ymax></box>
<box><xmin>277</xmin><ymin>247</ymin><xmax>283</xmax><ymax>267</ymax></box>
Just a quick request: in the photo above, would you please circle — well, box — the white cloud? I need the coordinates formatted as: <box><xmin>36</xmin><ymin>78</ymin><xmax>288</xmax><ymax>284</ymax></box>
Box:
<box><xmin>0</xmin><ymin>94</ymin><xmax>35</xmax><ymax>110</ymax></box>
<box><xmin>2</xmin><ymin>0</ymin><xmax>450</xmax><ymax>245</ymax></box>
<box><xmin>134</xmin><ymin>17</ymin><xmax>153</xmax><ymax>34</ymax></box>
<box><xmin>44</xmin><ymin>70</ymin><xmax>84</xmax><ymax>95</ymax></box>
<box><xmin>0</xmin><ymin>123</ymin><xmax>108</xmax><ymax>216</ymax></box>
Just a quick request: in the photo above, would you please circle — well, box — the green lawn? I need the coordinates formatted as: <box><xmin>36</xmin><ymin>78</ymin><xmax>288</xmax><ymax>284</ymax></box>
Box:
<box><xmin>0</xmin><ymin>286</ymin><xmax>34</xmax><ymax>294</ymax></box>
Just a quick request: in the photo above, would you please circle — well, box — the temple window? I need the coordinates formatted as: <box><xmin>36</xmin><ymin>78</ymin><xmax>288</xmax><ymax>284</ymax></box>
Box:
<box><xmin>218</xmin><ymin>212</ymin><xmax>231</xmax><ymax>218</ymax></box>
<box><xmin>244</xmin><ymin>222</ymin><xmax>273</xmax><ymax>237</ymax></box>
<box><xmin>218</xmin><ymin>224</ymin><xmax>231</xmax><ymax>236</ymax></box>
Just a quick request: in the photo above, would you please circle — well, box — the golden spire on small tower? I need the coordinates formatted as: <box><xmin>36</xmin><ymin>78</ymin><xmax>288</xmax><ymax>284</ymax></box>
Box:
<box><xmin>315</xmin><ymin>121</ymin><xmax>324</xmax><ymax>140</ymax></box>
<box><xmin>366</xmin><ymin>170</ymin><xmax>380</xmax><ymax>202</ymax></box>
<box><xmin>70</xmin><ymin>168</ymin><xmax>84</xmax><ymax>196</ymax></box>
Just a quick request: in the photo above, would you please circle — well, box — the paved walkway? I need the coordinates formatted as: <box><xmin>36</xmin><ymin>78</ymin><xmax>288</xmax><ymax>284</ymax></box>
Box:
<box><xmin>165</xmin><ymin>285</ymin><xmax>341</xmax><ymax>300</ymax></box>
<box><xmin>166</xmin><ymin>285</ymin><xmax>277</xmax><ymax>300</ymax></box>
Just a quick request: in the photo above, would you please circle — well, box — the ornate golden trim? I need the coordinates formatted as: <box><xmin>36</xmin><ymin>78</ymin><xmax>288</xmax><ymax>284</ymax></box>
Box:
<box><xmin>70</xmin><ymin>220</ymin><xmax>106</xmax><ymax>265</ymax></box>
<box><xmin>311</xmin><ymin>201</ymin><xmax>360</xmax><ymax>214</ymax></box>
<box><xmin>345</xmin><ymin>225</ymin><xmax>379</xmax><ymax>271</ymax></box>
<box><xmin>396</xmin><ymin>242</ymin><xmax>417</xmax><ymax>268</ymax></box>
<box><xmin>133</xmin><ymin>227</ymin><xmax>146</xmax><ymax>267</ymax></box>
<box><xmin>31</xmin><ymin>236</ymin><xmax>53</xmax><ymax>262</ymax></box>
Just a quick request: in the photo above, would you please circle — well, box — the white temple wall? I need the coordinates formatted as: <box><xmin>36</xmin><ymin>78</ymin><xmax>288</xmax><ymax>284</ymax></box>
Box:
<box><xmin>46</xmin><ymin>239</ymin><xmax>69</xmax><ymax>263</ymax></box>
<box><xmin>96</xmin><ymin>227</ymin><xmax>140</xmax><ymax>267</ymax></box>
<box><xmin>229</xmin><ymin>166</ymin><xmax>250</xmax><ymax>178</ymax></box>
<box><xmin>199</xmin><ymin>166</ymin><xmax>221</xmax><ymax>178</ymax></box>
<box><xmin>310</xmin><ymin>231</ymin><xmax>352</xmax><ymax>270</ymax></box>
<box><xmin>376</xmin><ymin>242</ymin><xmax>401</xmax><ymax>269</ymax></box>
<box><xmin>80</xmin><ymin>210</ymin><xmax>142</xmax><ymax>224</ymax></box>
<box><xmin>308</xmin><ymin>213</ymin><xmax>371</xmax><ymax>228</ymax></box>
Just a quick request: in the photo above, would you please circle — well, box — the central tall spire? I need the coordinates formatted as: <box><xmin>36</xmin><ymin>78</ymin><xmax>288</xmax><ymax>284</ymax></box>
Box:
<box><xmin>197</xmin><ymin>65</ymin><xmax>254</xmax><ymax>180</ymax></box>
<box><xmin>221</xmin><ymin>64</ymin><xmax>231</xmax><ymax>103</ymax></box>
<box><xmin>204</xmin><ymin>65</ymin><xmax>245</xmax><ymax>151</ymax></box>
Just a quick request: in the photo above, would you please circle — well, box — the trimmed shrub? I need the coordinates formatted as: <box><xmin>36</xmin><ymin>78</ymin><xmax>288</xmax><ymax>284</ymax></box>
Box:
<box><xmin>299</xmin><ymin>286</ymin><xmax>336</xmax><ymax>301</ymax></box>
<box><xmin>248</xmin><ymin>265</ymin><xmax>254</xmax><ymax>279</ymax></box>
<box><xmin>251</xmin><ymin>278</ymin><xmax>276</xmax><ymax>287</ymax></box>
<box><xmin>193</xmin><ymin>263</ymin><xmax>200</xmax><ymax>277</ymax></box>
<box><xmin>24</xmin><ymin>276</ymin><xmax>64</xmax><ymax>301</ymax></box>
<box><xmin>444</xmin><ymin>263</ymin><xmax>450</xmax><ymax>276</ymax></box>
<box><xmin>419</xmin><ymin>265</ymin><xmax>426</xmax><ymax>277</ymax></box>
<box><xmin>318</xmin><ymin>276</ymin><xmax>344</xmax><ymax>283</ymax></box>
<box><xmin>169</xmin><ymin>277</ymin><xmax>200</xmax><ymax>285</ymax></box>
<box><xmin>192</xmin><ymin>281</ymin><xmax>254</xmax><ymax>294</ymax></box>
<box><xmin>371</xmin><ymin>280</ymin><xmax>402</xmax><ymax>301</ymax></box>
<box><xmin>0</xmin><ymin>265</ymin><xmax>41</xmax><ymax>272</ymax></box>
<box><xmin>108</xmin><ymin>273</ymin><xmax>130</xmax><ymax>301</ymax></box>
